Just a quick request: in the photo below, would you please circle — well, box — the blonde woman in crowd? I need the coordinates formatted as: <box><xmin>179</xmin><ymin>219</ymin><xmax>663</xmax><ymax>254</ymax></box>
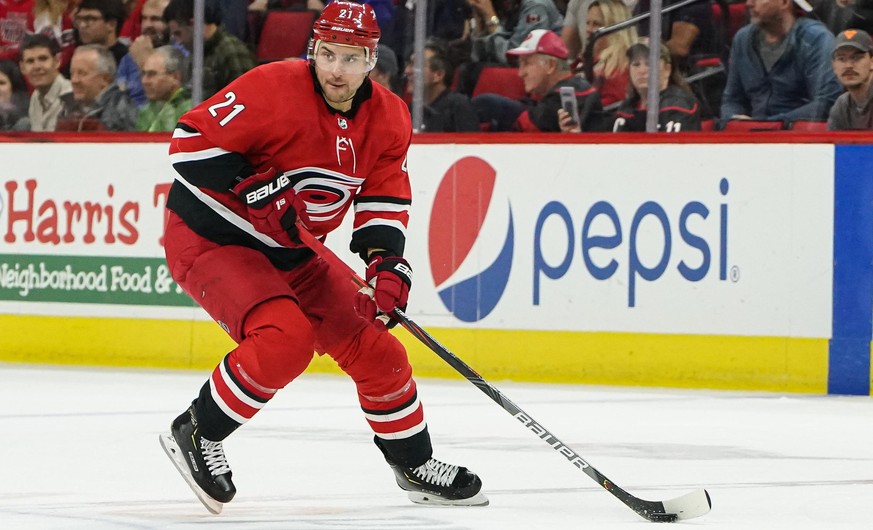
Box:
<box><xmin>584</xmin><ymin>0</ymin><xmax>636</xmax><ymax>106</ymax></box>
<box><xmin>32</xmin><ymin>0</ymin><xmax>75</xmax><ymax>44</ymax></box>
<box><xmin>561</xmin><ymin>0</ymin><xmax>635</xmax><ymax>64</ymax></box>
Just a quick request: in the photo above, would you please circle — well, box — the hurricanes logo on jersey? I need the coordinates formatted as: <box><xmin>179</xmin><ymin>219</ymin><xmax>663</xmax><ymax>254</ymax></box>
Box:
<box><xmin>283</xmin><ymin>168</ymin><xmax>363</xmax><ymax>224</ymax></box>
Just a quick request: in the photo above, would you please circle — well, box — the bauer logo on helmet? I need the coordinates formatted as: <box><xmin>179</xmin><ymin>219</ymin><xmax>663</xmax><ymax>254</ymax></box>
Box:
<box><xmin>309</xmin><ymin>1</ymin><xmax>381</xmax><ymax>71</ymax></box>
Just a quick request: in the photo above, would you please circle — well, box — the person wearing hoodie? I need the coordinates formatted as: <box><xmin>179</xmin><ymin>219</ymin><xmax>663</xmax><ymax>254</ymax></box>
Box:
<box><xmin>720</xmin><ymin>0</ymin><xmax>842</xmax><ymax>122</ymax></box>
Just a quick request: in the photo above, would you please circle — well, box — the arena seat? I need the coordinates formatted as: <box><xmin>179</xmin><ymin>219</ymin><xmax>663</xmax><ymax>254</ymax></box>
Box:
<box><xmin>472</xmin><ymin>66</ymin><xmax>527</xmax><ymax>100</ymax></box>
<box><xmin>789</xmin><ymin>120</ymin><xmax>828</xmax><ymax>132</ymax></box>
<box><xmin>256</xmin><ymin>10</ymin><xmax>318</xmax><ymax>63</ymax></box>
<box><xmin>711</xmin><ymin>1</ymin><xmax>749</xmax><ymax>44</ymax></box>
<box><xmin>722</xmin><ymin>119</ymin><xmax>785</xmax><ymax>131</ymax></box>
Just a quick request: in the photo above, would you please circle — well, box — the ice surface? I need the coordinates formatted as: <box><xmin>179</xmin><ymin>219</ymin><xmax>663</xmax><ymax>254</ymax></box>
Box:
<box><xmin>2</xmin><ymin>364</ymin><xmax>870</xmax><ymax>529</ymax></box>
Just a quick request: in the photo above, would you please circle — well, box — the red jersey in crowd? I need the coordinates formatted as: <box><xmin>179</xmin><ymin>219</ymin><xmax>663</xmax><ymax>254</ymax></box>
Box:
<box><xmin>0</xmin><ymin>0</ymin><xmax>34</xmax><ymax>61</ymax></box>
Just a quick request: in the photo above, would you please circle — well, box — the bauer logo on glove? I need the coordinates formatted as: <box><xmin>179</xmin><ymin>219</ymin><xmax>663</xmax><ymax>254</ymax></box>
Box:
<box><xmin>391</xmin><ymin>261</ymin><xmax>413</xmax><ymax>281</ymax></box>
<box><xmin>241</xmin><ymin>174</ymin><xmax>292</xmax><ymax>207</ymax></box>
<box><xmin>233</xmin><ymin>168</ymin><xmax>309</xmax><ymax>247</ymax></box>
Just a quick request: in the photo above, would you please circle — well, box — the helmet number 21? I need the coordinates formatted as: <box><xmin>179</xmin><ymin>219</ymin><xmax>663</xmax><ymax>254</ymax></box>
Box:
<box><xmin>338</xmin><ymin>8</ymin><xmax>362</xmax><ymax>23</ymax></box>
<box><xmin>208</xmin><ymin>91</ymin><xmax>246</xmax><ymax>127</ymax></box>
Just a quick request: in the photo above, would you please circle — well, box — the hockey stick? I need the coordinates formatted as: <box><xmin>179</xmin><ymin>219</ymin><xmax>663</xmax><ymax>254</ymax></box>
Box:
<box><xmin>297</xmin><ymin>228</ymin><xmax>711</xmax><ymax>522</ymax></box>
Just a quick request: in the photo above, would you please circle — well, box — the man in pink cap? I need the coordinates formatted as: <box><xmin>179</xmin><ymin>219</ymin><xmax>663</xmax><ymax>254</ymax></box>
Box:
<box><xmin>472</xmin><ymin>28</ymin><xmax>603</xmax><ymax>131</ymax></box>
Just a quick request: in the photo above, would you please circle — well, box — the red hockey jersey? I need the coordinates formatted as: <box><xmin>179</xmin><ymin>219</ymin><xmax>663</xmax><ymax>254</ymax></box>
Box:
<box><xmin>168</xmin><ymin>60</ymin><xmax>413</xmax><ymax>269</ymax></box>
<box><xmin>0</xmin><ymin>0</ymin><xmax>34</xmax><ymax>61</ymax></box>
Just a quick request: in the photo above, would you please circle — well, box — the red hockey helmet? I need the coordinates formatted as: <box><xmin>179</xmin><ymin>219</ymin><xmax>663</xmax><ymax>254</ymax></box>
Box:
<box><xmin>309</xmin><ymin>1</ymin><xmax>381</xmax><ymax>69</ymax></box>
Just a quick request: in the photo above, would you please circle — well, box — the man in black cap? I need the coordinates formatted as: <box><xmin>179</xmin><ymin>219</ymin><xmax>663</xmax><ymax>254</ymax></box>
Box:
<box><xmin>828</xmin><ymin>29</ymin><xmax>873</xmax><ymax>130</ymax></box>
<box><xmin>370</xmin><ymin>43</ymin><xmax>399</xmax><ymax>94</ymax></box>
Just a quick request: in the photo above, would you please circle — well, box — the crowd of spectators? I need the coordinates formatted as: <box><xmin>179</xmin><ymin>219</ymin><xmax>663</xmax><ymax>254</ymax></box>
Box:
<box><xmin>0</xmin><ymin>0</ymin><xmax>255</xmax><ymax>131</ymax></box>
<box><xmin>0</xmin><ymin>0</ymin><xmax>869</xmax><ymax>132</ymax></box>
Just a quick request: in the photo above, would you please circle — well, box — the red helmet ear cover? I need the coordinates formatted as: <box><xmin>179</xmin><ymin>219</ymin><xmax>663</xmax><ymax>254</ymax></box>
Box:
<box><xmin>311</xmin><ymin>1</ymin><xmax>381</xmax><ymax>52</ymax></box>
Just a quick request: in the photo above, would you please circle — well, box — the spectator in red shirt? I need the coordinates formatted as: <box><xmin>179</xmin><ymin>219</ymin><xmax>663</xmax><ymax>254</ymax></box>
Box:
<box><xmin>0</xmin><ymin>0</ymin><xmax>35</xmax><ymax>61</ymax></box>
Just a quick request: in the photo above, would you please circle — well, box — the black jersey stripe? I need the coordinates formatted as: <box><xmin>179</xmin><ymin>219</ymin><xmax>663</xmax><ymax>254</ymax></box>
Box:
<box><xmin>167</xmin><ymin>182</ymin><xmax>314</xmax><ymax>270</ymax></box>
<box><xmin>221</xmin><ymin>356</ymin><xmax>271</xmax><ymax>404</ymax></box>
<box><xmin>174</xmin><ymin>122</ymin><xmax>197</xmax><ymax>133</ymax></box>
<box><xmin>354</xmin><ymin>195</ymin><xmax>412</xmax><ymax>206</ymax></box>
<box><xmin>172</xmin><ymin>151</ymin><xmax>254</xmax><ymax>192</ymax></box>
<box><xmin>350</xmin><ymin>224</ymin><xmax>406</xmax><ymax>261</ymax></box>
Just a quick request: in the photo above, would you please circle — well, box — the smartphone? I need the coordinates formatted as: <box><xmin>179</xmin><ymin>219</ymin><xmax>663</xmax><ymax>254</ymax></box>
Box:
<box><xmin>559</xmin><ymin>86</ymin><xmax>580</xmax><ymax>127</ymax></box>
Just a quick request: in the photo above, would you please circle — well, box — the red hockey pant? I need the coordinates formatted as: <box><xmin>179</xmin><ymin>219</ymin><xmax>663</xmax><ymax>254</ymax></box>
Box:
<box><xmin>164</xmin><ymin>213</ymin><xmax>427</xmax><ymax>456</ymax></box>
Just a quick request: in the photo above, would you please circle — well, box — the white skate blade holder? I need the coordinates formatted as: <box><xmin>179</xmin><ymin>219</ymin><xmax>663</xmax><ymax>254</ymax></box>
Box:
<box><xmin>407</xmin><ymin>490</ymin><xmax>490</xmax><ymax>507</ymax></box>
<box><xmin>159</xmin><ymin>433</ymin><xmax>225</xmax><ymax>515</ymax></box>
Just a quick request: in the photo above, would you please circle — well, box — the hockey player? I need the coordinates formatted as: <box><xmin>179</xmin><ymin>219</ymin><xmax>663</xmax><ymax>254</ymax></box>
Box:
<box><xmin>158</xmin><ymin>1</ymin><xmax>487</xmax><ymax>514</ymax></box>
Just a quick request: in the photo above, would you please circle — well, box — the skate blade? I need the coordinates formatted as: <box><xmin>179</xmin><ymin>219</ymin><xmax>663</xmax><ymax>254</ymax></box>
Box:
<box><xmin>407</xmin><ymin>490</ymin><xmax>490</xmax><ymax>507</ymax></box>
<box><xmin>159</xmin><ymin>433</ymin><xmax>224</xmax><ymax>515</ymax></box>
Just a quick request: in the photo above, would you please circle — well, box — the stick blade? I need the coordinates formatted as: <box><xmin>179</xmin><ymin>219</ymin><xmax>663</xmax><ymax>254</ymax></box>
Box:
<box><xmin>662</xmin><ymin>488</ymin><xmax>711</xmax><ymax>521</ymax></box>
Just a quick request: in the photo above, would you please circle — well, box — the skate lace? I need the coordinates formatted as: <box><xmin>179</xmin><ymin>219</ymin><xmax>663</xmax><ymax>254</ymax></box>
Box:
<box><xmin>413</xmin><ymin>459</ymin><xmax>459</xmax><ymax>488</ymax></box>
<box><xmin>200</xmin><ymin>438</ymin><xmax>231</xmax><ymax>476</ymax></box>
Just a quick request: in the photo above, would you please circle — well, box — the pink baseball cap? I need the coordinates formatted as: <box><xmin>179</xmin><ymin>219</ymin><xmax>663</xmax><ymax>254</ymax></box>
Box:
<box><xmin>506</xmin><ymin>29</ymin><xmax>569</xmax><ymax>60</ymax></box>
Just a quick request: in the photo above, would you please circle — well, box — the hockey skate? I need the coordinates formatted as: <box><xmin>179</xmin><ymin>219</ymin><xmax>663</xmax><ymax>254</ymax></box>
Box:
<box><xmin>387</xmin><ymin>457</ymin><xmax>489</xmax><ymax>506</ymax></box>
<box><xmin>159</xmin><ymin>406</ymin><xmax>236</xmax><ymax>514</ymax></box>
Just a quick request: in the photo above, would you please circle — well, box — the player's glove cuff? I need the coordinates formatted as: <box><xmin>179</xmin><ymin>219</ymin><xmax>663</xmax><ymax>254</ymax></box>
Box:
<box><xmin>354</xmin><ymin>256</ymin><xmax>412</xmax><ymax>330</ymax></box>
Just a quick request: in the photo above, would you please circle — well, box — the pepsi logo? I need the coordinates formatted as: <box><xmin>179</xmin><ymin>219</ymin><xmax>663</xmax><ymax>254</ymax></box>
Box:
<box><xmin>428</xmin><ymin>156</ymin><xmax>514</xmax><ymax>322</ymax></box>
